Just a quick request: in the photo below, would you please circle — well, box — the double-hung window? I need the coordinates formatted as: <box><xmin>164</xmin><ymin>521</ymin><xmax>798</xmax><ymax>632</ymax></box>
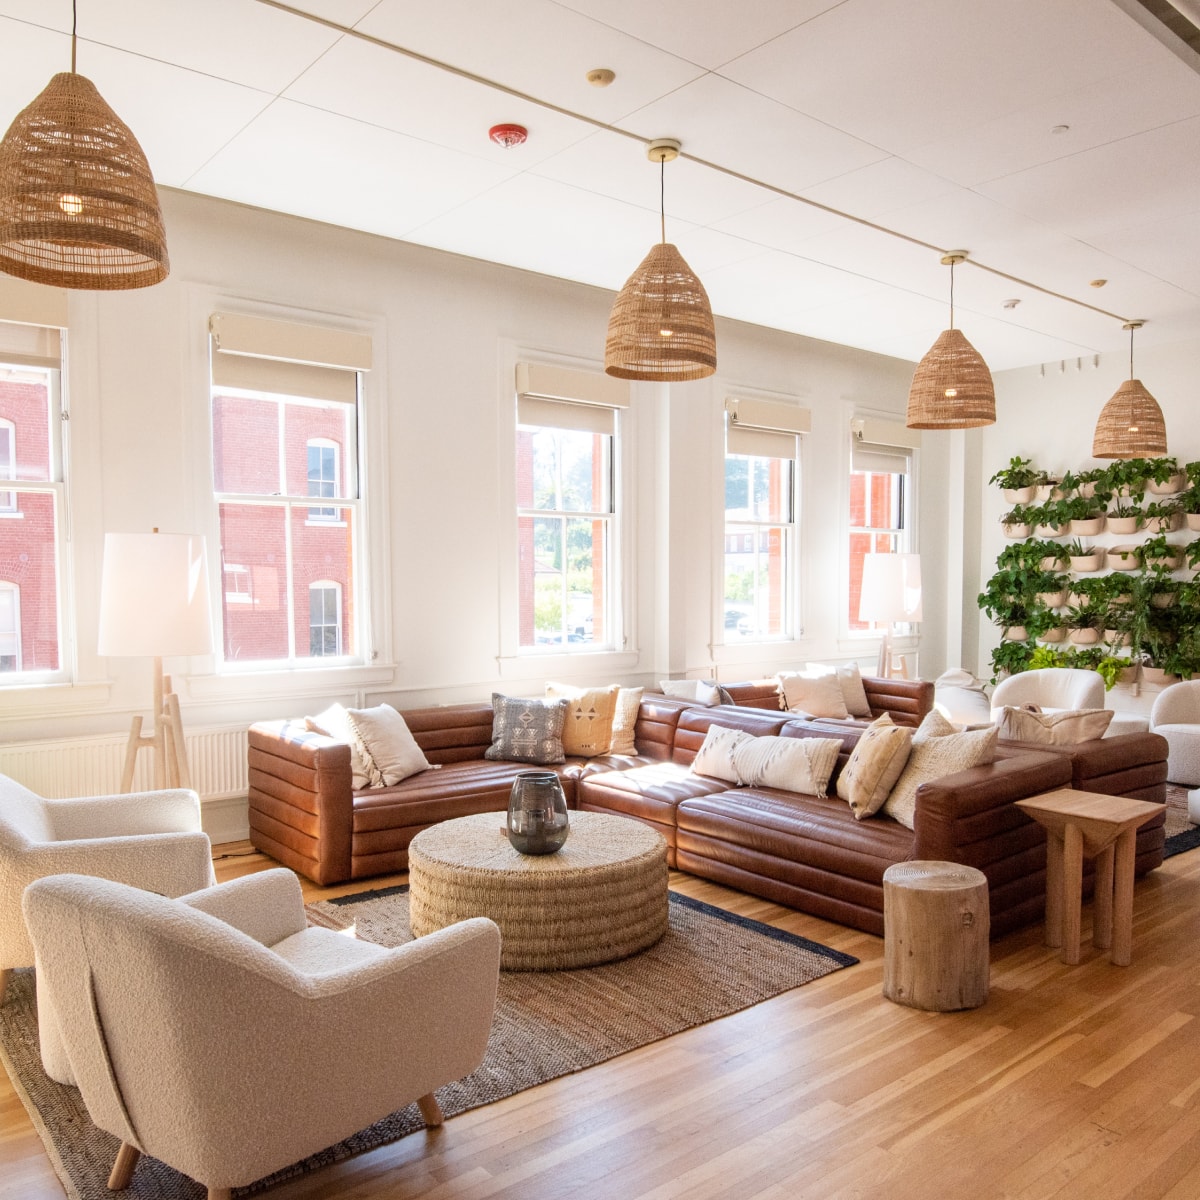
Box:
<box><xmin>722</xmin><ymin>397</ymin><xmax>808</xmax><ymax>641</ymax></box>
<box><xmin>209</xmin><ymin>313</ymin><xmax>371</xmax><ymax>668</ymax></box>
<box><xmin>848</xmin><ymin>420</ymin><xmax>918</xmax><ymax>633</ymax></box>
<box><xmin>0</xmin><ymin>319</ymin><xmax>65</xmax><ymax>680</ymax></box>
<box><xmin>514</xmin><ymin>363</ymin><xmax>628</xmax><ymax>652</ymax></box>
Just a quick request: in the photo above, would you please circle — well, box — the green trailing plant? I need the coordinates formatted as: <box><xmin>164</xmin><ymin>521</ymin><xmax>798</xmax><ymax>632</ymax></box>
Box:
<box><xmin>1180</xmin><ymin>485</ymin><xmax>1200</xmax><ymax>517</ymax></box>
<box><xmin>1144</xmin><ymin>456</ymin><xmax>1181</xmax><ymax>487</ymax></box>
<box><xmin>1061</xmin><ymin>466</ymin><xmax>1111</xmax><ymax>504</ymax></box>
<box><xmin>1140</xmin><ymin>532</ymin><xmax>1182</xmax><ymax>569</ymax></box>
<box><xmin>1063</xmin><ymin>538</ymin><xmax>1095</xmax><ymax>559</ymax></box>
<box><xmin>1029</xmin><ymin>644</ymin><xmax>1067</xmax><ymax>671</ymax></box>
<box><xmin>1144</xmin><ymin>498</ymin><xmax>1182</xmax><ymax>521</ymax></box>
<box><xmin>1062</xmin><ymin>495</ymin><xmax>1103</xmax><ymax>522</ymax></box>
<box><xmin>1108</xmin><ymin>497</ymin><xmax>1142</xmax><ymax>519</ymax></box>
<box><xmin>1065</xmin><ymin>604</ymin><xmax>1102</xmax><ymax>631</ymax></box>
<box><xmin>1000</xmin><ymin>504</ymin><xmax>1037</xmax><ymax>528</ymax></box>
<box><xmin>995</xmin><ymin>539</ymin><xmax>1064</xmax><ymax>570</ymax></box>
<box><xmin>1102</xmin><ymin>458</ymin><xmax>1149</xmax><ymax>500</ymax></box>
<box><xmin>1021</xmin><ymin>644</ymin><xmax>1125</xmax><ymax>689</ymax></box>
<box><xmin>988</xmin><ymin>637</ymin><xmax>1037</xmax><ymax>683</ymax></box>
<box><xmin>989</xmin><ymin>456</ymin><xmax>1045</xmax><ymax>491</ymax></box>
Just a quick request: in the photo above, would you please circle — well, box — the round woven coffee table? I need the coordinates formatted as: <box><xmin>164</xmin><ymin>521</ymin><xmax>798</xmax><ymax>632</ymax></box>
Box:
<box><xmin>408</xmin><ymin>810</ymin><xmax>669</xmax><ymax>971</ymax></box>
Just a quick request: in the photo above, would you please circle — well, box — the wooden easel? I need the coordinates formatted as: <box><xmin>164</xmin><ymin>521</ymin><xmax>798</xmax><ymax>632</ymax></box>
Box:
<box><xmin>119</xmin><ymin>656</ymin><xmax>192</xmax><ymax>792</ymax></box>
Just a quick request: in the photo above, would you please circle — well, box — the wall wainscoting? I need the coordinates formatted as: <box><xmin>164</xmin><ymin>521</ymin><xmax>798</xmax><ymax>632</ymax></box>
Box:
<box><xmin>0</xmin><ymin>725</ymin><xmax>251</xmax><ymax>845</ymax></box>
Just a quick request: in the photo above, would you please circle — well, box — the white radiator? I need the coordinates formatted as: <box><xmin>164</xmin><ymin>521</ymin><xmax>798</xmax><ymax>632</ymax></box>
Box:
<box><xmin>0</xmin><ymin>726</ymin><xmax>249</xmax><ymax>801</ymax></box>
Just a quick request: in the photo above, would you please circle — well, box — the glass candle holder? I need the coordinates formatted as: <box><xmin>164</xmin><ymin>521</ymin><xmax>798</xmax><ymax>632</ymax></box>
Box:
<box><xmin>506</xmin><ymin>770</ymin><xmax>569</xmax><ymax>855</ymax></box>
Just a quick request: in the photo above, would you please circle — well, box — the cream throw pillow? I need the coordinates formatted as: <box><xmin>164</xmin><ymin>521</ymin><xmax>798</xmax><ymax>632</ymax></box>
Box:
<box><xmin>732</xmin><ymin>735</ymin><xmax>842</xmax><ymax>798</ymax></box>
<box><xmin>545</xmin><ymin>682</ymin><xmax>621</xmax><ymax>757</ymax></box>
<box><xmin>882</xmin><ymin>724</ymin><xmax>999</xmax><ymax>830</ymax></box>
<box><xmin>836</xmin><ymin>714</ymin><xmax>914</xmax><ymax>819</ymax></box>
<box><xmin>806</xmin><ymin>662</ymin><xmax>872</xmax><ymax>717</ymax></box>
<box><xmin>306</xmin><ymin>703</ymin><xmax>381</xmax><ymax>790</ymax></box>
<box><xmin>660</xmin><ymin>679</ymin><xmax>721</xmax><ymax>706</ymax></box>
<box><xmin>346</xmin><ymin>704</ymin><xmax>430</xmax><ymax>785</ymax></box>
<box><xmin>777</xmin><ymin>671</ymin><xmax>850</xmax><ymax>719</ymax></box>
<box><xmin>609</xmin><ymin>686</ymin><xmax>644</xmax><ymax>755</ymax></box>
<box><xmin>996</xmin><ymin>706</ymin><xmax>1114</xmax><ymax>745</ymax></box>
<box><xmin>691</xmin><ymin>724</ymin><xmax>751</xmax><ymax>783</ymax></box>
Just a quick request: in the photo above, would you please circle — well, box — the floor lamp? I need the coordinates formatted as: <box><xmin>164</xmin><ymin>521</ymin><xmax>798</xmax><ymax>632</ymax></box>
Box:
<box><xmin>859</xmin><ymin>553</ymin><xmax>923</xmax><ymax>680</ymax></box>
<box><xmin>98</xmin><ymin>531</ymin><xmax>213</xmax><ymax>792</ymax></box>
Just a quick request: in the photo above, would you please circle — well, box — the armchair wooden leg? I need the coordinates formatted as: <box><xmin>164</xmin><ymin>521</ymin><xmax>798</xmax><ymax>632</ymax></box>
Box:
<box><xmin>417</xmin><ymin>1093</ymin><xmax>444</xmax><ymax>1127</ymax></box>
<box><xmin>107</xmin><ymin>1142</ymin><xmax>141</xmax><ymax>1189</ymax></box>
<box><xmin>0</xmin><ymin>968</ymin><xmax>11</xmax><ymax>1004</ymax></box>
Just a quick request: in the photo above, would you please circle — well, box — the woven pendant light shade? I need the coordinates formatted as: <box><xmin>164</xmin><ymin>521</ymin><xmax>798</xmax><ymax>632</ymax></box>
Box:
<box><xmin>0</xmin><ymin>71</ymin><xmax>168</xmax><ymax>290</ymax></box>
<box><xmin>1092</xmin><ymin>379</ymin><xmax>1167</xmax><ymax>459</ymax></box>
<box><xmin>605</xmin><ymin>242</ymin><xmax>716</xmax><ymax>381</ymax></box>
<box><xmin>906</xmin><ymin>327</ymin><xmax>996</xmax><ymax>428</ymax></box>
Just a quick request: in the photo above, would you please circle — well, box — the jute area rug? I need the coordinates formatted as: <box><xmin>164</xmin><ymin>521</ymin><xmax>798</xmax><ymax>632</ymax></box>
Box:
<box><xmin>0</xmin><ymin>888</ymin><xmax>857</xmax><ymax>1200</ymax></box>
<box><xmin>1164</xmin><ymin>783</ymin><xmax>1200</xmax><ymax>858</ymax></box>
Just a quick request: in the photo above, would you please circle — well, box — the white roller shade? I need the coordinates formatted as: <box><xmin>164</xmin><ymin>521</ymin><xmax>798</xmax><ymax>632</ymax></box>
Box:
<box><xmin>851</xmin><ymin>416</ymin><xmax>918</xmax><ymax>474</ymax></box>
<box><xmin>210</xmin><ymin>312</ymin><xmax>370</xmax><ymax>404</ymax></box>
<box><xmin>517</xmin><ymin>394</ymin><xmax>614</xmax><ymax>436</ymax></box>
<box><xmin>0</xmin><ymin>321</ymin><xmax>61</xmax><ymax>369</ymax></box>
<box><xmin>725</xmin><ymin>396</ymin><xmax>808</xmax><ymax>459</ymax></box>
<box><xmin>516</xmin><ymin>361</ymin><xmax>628</xmax><ymax>409</ymax></box>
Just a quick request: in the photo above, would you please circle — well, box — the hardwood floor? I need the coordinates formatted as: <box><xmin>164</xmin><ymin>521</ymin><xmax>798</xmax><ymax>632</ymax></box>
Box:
<box><xmin>4</xmin><ymin>842</ymin><xmax>1200</xmax><ymax>1199</ymax></box>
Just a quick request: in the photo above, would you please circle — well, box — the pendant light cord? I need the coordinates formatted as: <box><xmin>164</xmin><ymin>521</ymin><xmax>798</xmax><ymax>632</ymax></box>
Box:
<box><xmin>659</xmin><ymin>156</ymin><xmax>665</xmax><ymax>245</ymax></box>
<box><xmin>70</xmin><ymin>0</ymin><xmax>77</xmax><ymax>72</ymax></box>
<box><xmin>1129</xmin><ymin>324</ymin><xmax>1135</xmax><ymax>380</ymax></box>
<box><xmin>949</xmin><ymin>258</ymin><xmax>955</xmax><ymax>331</ymax></box>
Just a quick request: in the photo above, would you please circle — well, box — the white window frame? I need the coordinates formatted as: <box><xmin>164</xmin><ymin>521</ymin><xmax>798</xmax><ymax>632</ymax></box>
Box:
<box><xmin>844</xmin><ymin>415</ymin><xmax>919</xmax><ymax>644</ymax></box>
<box><xmin>306</xmin><ymin>436</ymin><xmax>340</xmax><ymax>523</ymax></box>
<box><xmin>0</xmin><ymin>418</ymin><xmax>15</xmax><ymax>514</ymax></box>
<box><xmin>0</xmin><ymin>581</ymin><xmax>20</xmax><ymax>672</ymax></box>
<box><xmin>308</xmin><ymin>579</ymin><xmax>342</xmax><ymax>657</ymax></box>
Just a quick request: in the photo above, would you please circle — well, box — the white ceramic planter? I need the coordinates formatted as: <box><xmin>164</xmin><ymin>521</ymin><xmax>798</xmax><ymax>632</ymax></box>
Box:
<box><xmin>1145</xmin><ymin>552</ymin><xmax>1184</xmax><ymax>571</ymax></box>
<box><xmin>1105</xmin><ymin>629</ymin><xmax>1131</xmax><ymax>647</ymax></box>
<box><xmin>1037</xmin><ymin>590</ymin><xmax>1069</xmax><ymax>608</ymax></box>
<box><xmin>1036</xmin><ymin>522</ymin><xmax>1069</xmax><ymax>537</ymax></box>
<box><xmin>1002</xmin><ymin>485</ymin><xmax>1038</xmax><ymax>504</ymax></box>
<box><xmin>1069</xmin><ymin>516</ymin><xmax>1105</xmax><ymax>536</ymax></box>
<box><xmin>1151</xmin><ymin>592</ymin><xmax>1178</xmax><ymax>608</ymax></box>
<box><xmin>1002</xmin><ymin>625</ymin><xmax>1028</xmax><ymax>642</ymax></box>
<box><xmin>1038</xmin><ymin>626</ymin><xmax>1068</xmax><ymax>644</ymax></box>
<box><xmin>1040</xmin><ymin>555</ymin><xmax>1066</xmax><ymax>570</ymax></box>
<box><xmin>1079</xmin><ymin>481</ymin><xmax>1098</xmax><ymax>499</ymax></box>
<box><xmin>1142</xmin><ymin>667</ymin><xmax>1181</xmax><ymax>687</ymax></box>
<box><xmin>1187</xmin><ymin>512</ymin><xmax>1200</xmax><ymax>532</ymax></box>
<box><xmin>1144</xmin><ymin>513</ymin><xmax>1182</xmax><ymax>533</ymax></box>
<box><xmin>1106</xmin><ymin>547</ymin><xmax>1140</xmax><ymax>570</ymax></box>
<box><xmin>1147</xmin><ymin>473</ymin><xmax>1186</xmax><ymax>495</ymax></box>
<box><xmin>1069</xmin><ymin>627</ymin><xmax>1101</xmax><ymax>645</ymax></box>
<box><xmin>1106</xmin><ymin>515</ymin><xmax>1141</xmax><ymax>534</ymax></box>
<box><xmin>1070</xmin><ymin>553</ymin><xmax>1105</xmax><ymax>572</ymax></box>
<box><xmin>1002</xmin><ymin>522</ymin><xmax>1033</xmax><ymax>539</ymax></box>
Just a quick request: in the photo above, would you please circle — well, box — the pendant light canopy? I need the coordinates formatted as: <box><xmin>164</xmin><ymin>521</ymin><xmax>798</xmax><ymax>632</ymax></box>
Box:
<box><xmin>0</xmin><ymin>2</ymin><xmax>168</xmax><ymax>290</ymax></box>
<box><xmin>605</xmin><ymin>139</ymin><xmax>716</xmax><ymax>382</ymax></box>
<box><xmin>1092</xmin><ymin>320</ymin><xmax>1167</xmax><ymax>459</ymax></box>
<box><xmin>906</xmin><ymin>251</ymin><xmax>995</xmax><ymax>429</ymax></box>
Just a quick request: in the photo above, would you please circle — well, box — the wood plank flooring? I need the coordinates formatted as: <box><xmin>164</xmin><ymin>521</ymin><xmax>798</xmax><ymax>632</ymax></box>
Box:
<box><xmin>3</xmin><ymin>841</ymin><xmax>1200</xmax><ymax>1199</ymax></box>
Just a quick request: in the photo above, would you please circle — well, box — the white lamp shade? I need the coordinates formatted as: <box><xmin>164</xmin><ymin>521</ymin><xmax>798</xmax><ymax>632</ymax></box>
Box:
<box><xmin>98</xmin><ymin>532</ymin><xmax>214</xmax><ymax>658</ymax></box>
<box><xmin>859</xmin><ymin>553</ymin><xmax>923</xmax><ymax>624</ymax></box>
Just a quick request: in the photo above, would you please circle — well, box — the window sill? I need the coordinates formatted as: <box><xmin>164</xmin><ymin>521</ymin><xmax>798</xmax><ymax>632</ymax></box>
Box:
<box><xmin>185</xmin><ymin>662</ymin><xmax>398</xmax><ymax>704</ymax></box>
<box><xmin>0</xmin><ymin>680</ymin><xmax>112</xmax><ymax>719</ymax></box>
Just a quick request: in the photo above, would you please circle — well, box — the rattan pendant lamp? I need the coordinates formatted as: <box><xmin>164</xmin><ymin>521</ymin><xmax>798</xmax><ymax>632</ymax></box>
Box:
<box><xmin>906</xmin><ymin>251</ymin><xmax>995</xmax><ymax>429</ymax></box>
<box><xmin>1092</xmin><ymin>320</ymin><xmax>1167</xmax><ymax>459</ymax></box>
<box><xmin>604</xmin><ymin>138</ymin><xmax>716</xmax><ymax>381</ymax></box>
<box><xmin>0</xmin><ymin>0</ymin><xmax>168</xmax><ymax>289</ymax></box>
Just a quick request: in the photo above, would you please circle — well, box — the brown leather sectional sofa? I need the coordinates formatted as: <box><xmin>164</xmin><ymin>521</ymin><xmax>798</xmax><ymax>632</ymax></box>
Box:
<box><xmin>247</xmin><ymin>683</ymin><xmax>1168</xmax><ymax>939</ymax></box>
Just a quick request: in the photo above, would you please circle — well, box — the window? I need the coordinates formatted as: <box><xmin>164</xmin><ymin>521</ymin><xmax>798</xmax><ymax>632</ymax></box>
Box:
<box><xmin>210</xmin><ymin>313</ymin><xmax>371</xmax><ymax>668</ymax></box>
<box><xmin>514</xmin><ymin>362</ymin><xmax>628</xmax><ymax>652</ymax></box>
<box><xmin>0</xmin><ymin>319</ymin><xmax>65</xmax><ymax>681</ymax></box>
<box><xmin>0</xmin><ymin>583</ymin><xmax>19</xmax><ymax>671</ymax></box>
<box><xmin>0</xmin><ymin>419</ymin><xmax>14</xmax><ymax>513</ymax></box>
<box><xmin>848</xmin><ymin>422</ymin><xmax>916</xmax><ymax>633</ymax></box>
<box><xmin>307</xmin><ymin>437</ymin><xmax>339</xmax><ymax>521</ymax></box>
<box><xmin>309</xmin><ymin>581</ymin><xmax>342</xmax><ymax>656</ymax></box>
<box><xmin>722</xmin><ymin>397</ymin><xmax>808</xmax><ymax>642</ymax></box>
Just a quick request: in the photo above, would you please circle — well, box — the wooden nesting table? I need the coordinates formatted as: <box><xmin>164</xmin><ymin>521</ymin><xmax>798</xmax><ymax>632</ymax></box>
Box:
<box><xmin>1015</xmin><ymin>788</ymin><xmax>1166</xmax><ymax>966</ymax></box>
<box><xmin>408</xmin><ymin>810</ymin><xmax>669</xmax><ymax>971</ymax></box>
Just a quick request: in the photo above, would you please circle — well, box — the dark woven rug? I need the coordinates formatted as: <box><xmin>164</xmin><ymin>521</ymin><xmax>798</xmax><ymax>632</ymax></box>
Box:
<box><xmin>0</xmin><ymin>888</ymin><xmax>856</xmax><ymax>1200</ymax></box>
<box><xmin>1164</xmin><ymin>783</ymin><xmax>1200</xmax><ymax>858</ymax></box>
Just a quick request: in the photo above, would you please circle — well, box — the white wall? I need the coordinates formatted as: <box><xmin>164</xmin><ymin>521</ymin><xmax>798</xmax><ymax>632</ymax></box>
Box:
<box><xmin>0</xmin><ymin>187</ymin><xmax>941</xmax><ymax>765</ymax></box>
<box><xmin>974</xmin><ymin>337</ymin><xmax>1200</xmax><ymax>680</ymax></box>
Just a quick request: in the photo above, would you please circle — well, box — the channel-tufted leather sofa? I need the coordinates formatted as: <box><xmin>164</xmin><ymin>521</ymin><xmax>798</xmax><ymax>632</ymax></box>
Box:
<box><xmin>247</xmin><ymin>686</ymin><xmax>1167</xmax><ymax>939</ymax></box>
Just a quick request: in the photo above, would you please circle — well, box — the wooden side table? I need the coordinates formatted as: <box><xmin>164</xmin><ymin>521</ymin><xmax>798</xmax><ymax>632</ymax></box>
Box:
<box><xmin>1015</xmin><ymin>788</ymin><xmax>1165</xmax><ymax>966</ymax></box>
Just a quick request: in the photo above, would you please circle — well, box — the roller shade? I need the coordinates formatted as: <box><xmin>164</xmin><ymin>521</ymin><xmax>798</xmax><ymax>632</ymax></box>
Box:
<box><xmin>209</xmin><ymin>312</ymin><xmax>370</xmax><ymax>404</ymax></box>
<box><xmin>851</xmin><ymin>416</ymin><xmax>918</xmax><ymax>474</ymax></box>
<box><xmin>516</xmin><ymin>361</ymin><xmax>628</xmax><ymax>409</ymax></box>
<box><xmin>725</xmin><ymin>396</ymin><xmax>809</xmax><ymax>459</ymax></box>
<box><xmin>0</xmin><ymin>321</ymin><xmax>61</xmax><ymax>369</ymax></box>
<box><xmin>517</xmin><ymin>394</ymin><xmax>614</xmax><ymax>436</ymax></box>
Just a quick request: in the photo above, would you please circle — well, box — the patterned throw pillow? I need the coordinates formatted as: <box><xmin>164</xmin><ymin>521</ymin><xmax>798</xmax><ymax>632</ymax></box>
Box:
<box><xmin>882</xmin><ymin>724</ymin><xmax>999</xmax><ymax>830</ymax></box>
<box><xmin>545</xmin><ymin>682</ymin><xmax>621</xmax><ymax>757</ymax></box>
<box><xmin>836</xmin><ymin>714</ymin><xmax>914</xmax><ymax>819</ymax></box>
<box><xmin>690</xmin><ymin>724</ymin><xmax>751</xmax><ymax>783</ymax></box>
<box><xmin>346</xmin><ymin>704</ymin><xmax>430</xmax><ymax>786</ymax></box>
<box><xmin>484</xmin><ymin>694</ymin><xmax>568</xmax><ymax>764</ymax></box>
<box><xmin>609</xmin><ymin>686</ymin><xmax>645</xmax><ymax>755</ymax></box>
<box><xmin>306</xmin><ymin>703</ymin><xmax>383</xmax><ymax>790</ymax></box>
<box><xmin>996</xmin><ymin>706</ymin><xmax>1114</xmax><ymax>745</ymax></box>
<box><xmin>732</xmin><ymin>735</ymin><xmax>842</xmax><ymax>798</ymax></box>
<box><xmin>777</xmin><ymin>671</ymin><xmax>850</xmax><ymax>719</ymax></box>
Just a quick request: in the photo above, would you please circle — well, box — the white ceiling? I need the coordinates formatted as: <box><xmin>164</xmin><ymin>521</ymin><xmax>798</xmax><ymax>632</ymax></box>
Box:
<box><xmin>1</xmin><ymin>0</ymin><xmax>1198</xmax><ymax>369</ymax></box>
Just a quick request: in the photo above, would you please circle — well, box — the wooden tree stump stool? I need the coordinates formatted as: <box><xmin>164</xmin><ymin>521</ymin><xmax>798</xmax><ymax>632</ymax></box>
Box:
<box><xmin>883</xmin><ymin>861</ymin><xmax>990</xmax><ymax>1011</ymax></box>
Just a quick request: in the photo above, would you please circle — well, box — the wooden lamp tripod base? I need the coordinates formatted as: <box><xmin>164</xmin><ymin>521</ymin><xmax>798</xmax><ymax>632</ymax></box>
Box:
<box><xmin>119</xmin><ymin>656</ymin><xmax>192</xmax><ymax>792</ymax></box>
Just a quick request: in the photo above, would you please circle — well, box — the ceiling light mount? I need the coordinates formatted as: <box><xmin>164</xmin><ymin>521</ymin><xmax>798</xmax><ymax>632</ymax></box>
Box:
<box><xmin>646</xmin><ymin>138</ymin><xmax>680</xmax><ymax>164</ymax></box>
<box><xmin>939</xmin><ymin>250</ymin><xmax>968</xmax><ymax>267</ymax></box>
<box><xmin>586</xmin><ymin>68</ymin><xmax>615</xmax><ymax>87</ymax></box>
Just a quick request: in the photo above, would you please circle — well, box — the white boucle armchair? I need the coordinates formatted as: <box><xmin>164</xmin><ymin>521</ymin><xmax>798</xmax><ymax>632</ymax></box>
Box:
<box><xmin>1150</xmin><ymin>680</ymin><xmax>1200</xmax><ymax>786</ymax></box>
<box><xmin>23</xmin><ymin>869</ymin><xmax>502</xmax><ymax>1200</ymax></box>
<box><xmin>0</xmin><ymin>772</ymin><xmax>215</xmax><ymax>1078</ymax></box>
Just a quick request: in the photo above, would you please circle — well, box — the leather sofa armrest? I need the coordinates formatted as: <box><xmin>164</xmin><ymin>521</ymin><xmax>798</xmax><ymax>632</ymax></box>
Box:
<box><xmin>248</xmin><ymin>719</ymin><xmax>353</xmax><ymax>884</ymax></box>
<box><xmin>863</xmin><ymin>675</ymin><xmax>934</xmax><ymax>727</ymax></box>
<box><xmin>912</xmin><ymin>750</ymin><xmax>1072</xmax><ymax>864</ymax></box>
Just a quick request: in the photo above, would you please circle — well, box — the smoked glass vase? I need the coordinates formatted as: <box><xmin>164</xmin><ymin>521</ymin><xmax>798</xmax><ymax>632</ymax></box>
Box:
<box><xmin>506</xmin><ymin>771</ymin><xmax>569</xmax><ymax>855</ymax></box>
